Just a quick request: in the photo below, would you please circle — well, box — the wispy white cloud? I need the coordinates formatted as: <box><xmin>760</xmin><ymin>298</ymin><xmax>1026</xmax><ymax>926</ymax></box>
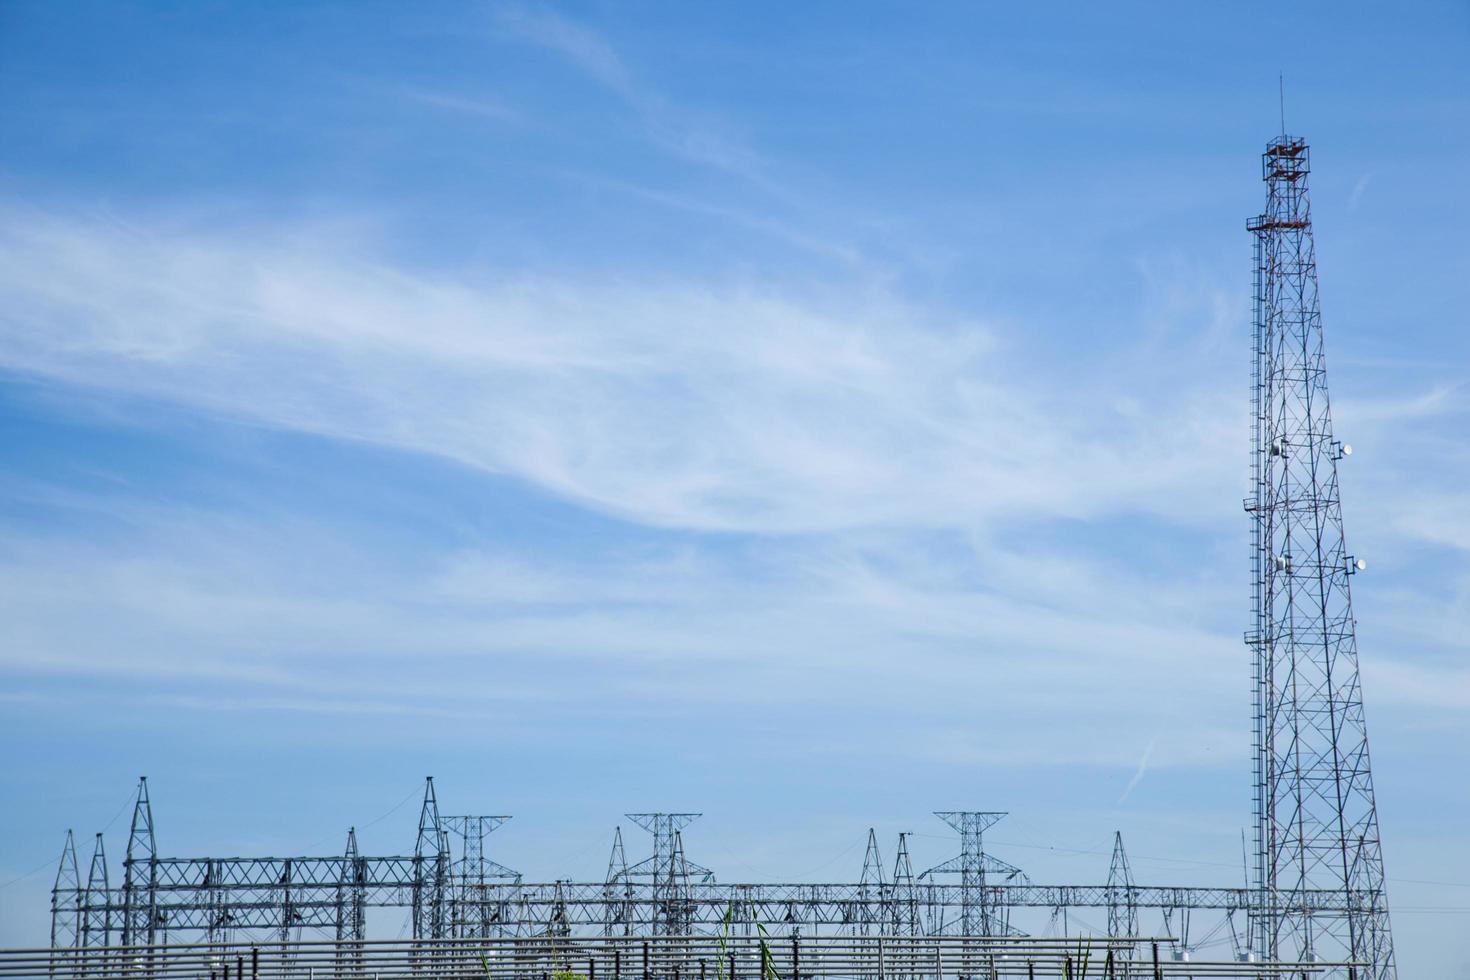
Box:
<box><xmin>400</xmin><ymin>88</ymin><xmax>520</xmax><ymax>123</ymax></box>
<box><xmin>1349</xmin><ymin>173</ymin><xmax>1373</xmax><ymax>211</ymax></box>
<box><xmin>1362</xmin><ymin>658</ymin><xmax>1470</xmax><ymax>711</ymax></box>
<box><xmin>1117</xmin><ymin>738</ymin><xmax>1156</xmax><ymax>804</ymax></box>
<box><xmin>493</xmin><ymin>5</ymin><xmax>773</xmax><ymax>187</ymax></box>
<box><xmin>4</xmin><ymin>201</ymin><xmax>1465</xmax><ymax>770</ymax></box>
<box><xmin>495</xmin><ymin>5</ymin><xmax>637</xmax><ymax>98</ymax></box>
<box><xmin>1390</xmin><ymin>492</ymin><xmax>1470</xmax><ymax>553</ymax></box>
<box><xmin>0</xmin><ymin>491</ymin><xmax>1248</xmax><ymax>767</ymax></box>
<box><xmin>0</xmin><ymin>207</ymin><xmax>1245</xmax><ymax>536</ymax></box>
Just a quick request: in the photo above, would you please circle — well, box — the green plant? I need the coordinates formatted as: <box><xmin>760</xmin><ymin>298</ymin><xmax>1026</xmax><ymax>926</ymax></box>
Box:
<box><xmin>713</xmin><ymin>901</ymin><xmax>780</xmax><ymax>980</ymax></box>
<box><xmin>1072</xmin><ymin>939</ymin><xmax>1093</xmax><ymax>979</ymax></box>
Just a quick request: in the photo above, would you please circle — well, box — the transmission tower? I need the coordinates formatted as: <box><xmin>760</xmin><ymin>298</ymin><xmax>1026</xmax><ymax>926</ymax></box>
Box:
<box><xmin>83</xmin><ymin>834</ymin><xmax>110</xmax><ymax>949</ymax></box>
<box><xmin>442</xmin><ymin>815</ymin><xmax>518</xmax><ymax>938</ymax></box>
<box><xmin>890</xmin><ymin>834</ymin><xmax>918</xmax><ymax>937</ymax></box>
<box><xmin>920</xmin><ymin>812</ymin><xmax>1026</xmax><ymax>936</ymax></box>
<box><xmin>50</xmin><ymin>831</ymin><xmax>79</xmax><ymax>951</ymax></box>
<box><xmin>337</xmin><ymin>828</ymin><xmax>365</xmax><ymax>943</ymax></box>
<box><xmin>1247</xmin><ymin>133</ymin><xmax>1395</xmax><ymax>979</ymax></box>
<box><xmin>856</xmin><ymin>829</ymin><xmax>885</xmax><ymax>936</ymax></box>
<box><xmin>1105</xmin><ymin>832</ymin><xmax>1137</xmax><ymax>954</ymax></box>
<box><xmin>412</xmin><ymin>778</ymin><xmax>450</xmax><ymax>941</ymax></box>
<box><xmin>120</xmin><ymin>778</ymin><xmax>156</xmax><ymax>948</ymax></box>
<box><xmin>603</xmin><ymin>827</ymin><xmax>633</xmax><ymax>936</ymax></box>
<box><xmin>624</xmin><ymin>814</ymin><xmax>711</xmax><ymax>936</ymax></box>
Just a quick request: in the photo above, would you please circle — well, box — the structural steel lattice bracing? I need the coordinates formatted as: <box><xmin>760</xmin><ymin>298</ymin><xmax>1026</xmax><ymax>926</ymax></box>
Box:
<box><xmin>1246</xmin><ymin>136</ymin><xmax>1395</xmax><ymax>978</ymax></box>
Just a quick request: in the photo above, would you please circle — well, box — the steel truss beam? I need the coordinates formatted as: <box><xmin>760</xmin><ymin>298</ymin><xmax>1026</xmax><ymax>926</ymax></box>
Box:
<box><xmin>59</xmin><ymin>867</ymin><xmax>1364</xmax><ymax>934</ymax></box>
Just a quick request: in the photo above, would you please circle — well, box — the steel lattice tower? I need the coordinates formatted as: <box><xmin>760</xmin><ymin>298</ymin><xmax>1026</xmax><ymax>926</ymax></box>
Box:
<box><xmin>412</xmin><ymin>778</ymin><xmax>449</xmax><ymax>942</ymax></box>
<box><xmin>1246</xmin><ymin>134</ymin><xmax>1395</xmax><ymax>979</ymax></box>
<box><xmin>856</xmin><ymin>829</ymin><xmax>885</xmax><ymax>936</ymax></box>
<box><xmin>920</xmin><ymin>812</ymin><xmax>1025</xmax><ymax>936</ymax></box>
<box><xmin>50</xmin><ymin>832</ymin><xmax>79</xmax><ymax>951</ymax></box>
<box><xmin>442</xmin><ymin>815</ymin><xmax>517</xmax><ymax>938</ymax></box>
<box><xmin>120</xmin><ymin>777</ymin><xmax>156</xmax><ymax>948</ymax></box>
<box><xmin>83</xmin><ymin>835</ymin><xmax>110</xmax><ymax>949</ymax></box>
<box><xmin>1106</xmin><ymin>832</ymin><xmax>1137</xmax><ymax>951</ymax></box>
<box><xmin>624</xmin><ymin>814</ymin><xmax>710</xmax><ymax>936</ymax></box>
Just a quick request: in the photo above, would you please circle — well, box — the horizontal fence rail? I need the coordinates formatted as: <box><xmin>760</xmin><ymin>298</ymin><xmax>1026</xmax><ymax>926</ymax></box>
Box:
<box><xmin>9</xmin><ymin>936</ymin><xmax>1358</xmax><ymax>980</ymax></box>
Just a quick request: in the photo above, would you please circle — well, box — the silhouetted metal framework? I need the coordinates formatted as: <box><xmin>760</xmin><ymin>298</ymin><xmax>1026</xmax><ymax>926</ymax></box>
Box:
<box><xmin>920</xmin><ymin>813</ymin><xmax>1025</xmax><ymax>937</ymax></box>
<box><xmin>619</xmin><ymin>814</ymin><xmax>713</xmax><ymax>936</ymax></box>
<box><xmin>43</xmin><ymin>133</ymin><xmax>1397</xmax><ymax>980</ymax></box>
<box><xmin>442</xmin><ymin>814</ymin><xmax>520</xmax><ymax>939</ymax></box>
<box><xmin>52</xmin><ymin>778</ymin><xmax>1374</xmax><ymax>963</ymax></box>
<box><xmin>1246</xmin><ymin>135</ymin><xmax>1395</xmax><ymax>979</ymax></box>
<box><xmin>1106</xmin><ymin>833</ymin><xmax>1138</xmax><ymax>958</ymax></box>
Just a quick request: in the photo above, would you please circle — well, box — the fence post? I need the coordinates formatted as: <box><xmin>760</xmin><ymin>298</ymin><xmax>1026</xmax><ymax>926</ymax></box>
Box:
<box><xmin>791</xmin><ymin>935</ymin><xmax>800</xmax><ymax>980</ymax></box>
<box><xmin>643</xmin><ymin>942</ymin><xmax>650</xmax><ymax>980</ymax></box>
<box><xmin>1151</xmin><ymin>942</ymin><xmax>1161</xmax><ymax>980</ymax></box>
<box><xmin>251</xmin><ymin>947</ymin><xmax>259</xmax><ymax>980</ymax></box>
<box><xmin>728</xmin><ymin>952</ymin><xmax>736</xmax><ymax>980</ymax></box>
<box><xmin>591</xmin><ymin>959</ymin><xmax>597</xmax><ymax>980</ymax></box>
<box><xmin>616</xmin><ymin>949</ymin><xmax>622</xmax><ymax>980</ymax></box>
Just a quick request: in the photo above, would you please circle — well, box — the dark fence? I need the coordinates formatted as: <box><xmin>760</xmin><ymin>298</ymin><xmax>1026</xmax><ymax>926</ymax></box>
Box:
<box><xmin>3</xmin><ymin>936</ymin><xmax>1353</xmax><ymax>980</ymax></box>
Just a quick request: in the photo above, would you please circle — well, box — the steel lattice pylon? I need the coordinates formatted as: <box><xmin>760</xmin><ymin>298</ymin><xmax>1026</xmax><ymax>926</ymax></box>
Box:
<box><xmin>1246</xmin><ymin>134</ymin><xmax>1395</xmax><ymax>979</ymax></box>
<box><xmin>919</xmin><ymin>813</ymin><xmax>1026</xmax><ymax>937</ymax></box>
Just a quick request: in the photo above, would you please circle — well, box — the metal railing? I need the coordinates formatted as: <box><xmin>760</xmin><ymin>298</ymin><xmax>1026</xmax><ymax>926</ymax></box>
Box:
<box><xmin>6</xmin><ymin>936</ymin><xmax>1355</xmax><ymax>980</ymax></box>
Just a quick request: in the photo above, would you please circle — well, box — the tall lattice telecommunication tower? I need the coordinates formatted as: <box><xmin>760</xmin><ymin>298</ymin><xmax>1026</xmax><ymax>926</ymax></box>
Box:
<box><xmin>1246</xmin><ymin>134</ymin><xmax>1395</xmax><ymax>979</ymax></box>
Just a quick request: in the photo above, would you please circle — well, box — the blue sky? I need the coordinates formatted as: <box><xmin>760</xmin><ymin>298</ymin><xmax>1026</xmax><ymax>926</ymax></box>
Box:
<box><xmin>1</xmin><ymin>0</ymin><xmax>1468</xmax><ymax>973</ymax></box>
